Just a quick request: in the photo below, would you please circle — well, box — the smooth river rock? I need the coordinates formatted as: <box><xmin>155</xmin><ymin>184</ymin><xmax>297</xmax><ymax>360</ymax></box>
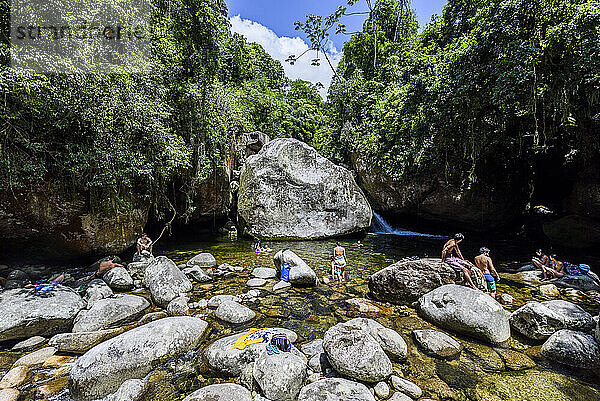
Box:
<box><xmin>237</xmin><ymin>138</ymin><xmax>372</xmax><ymax>239</ymax></box>
<box><xmin>541</xmin><ymin>329</ymin><xmax>600</xmax><ymax>369</ymax></box>
<box><xmin>253</xmin><ymin>351</ymin><xmax>307</xmax><ymax>401</ymax></box>
<box><xmin>215</xmin><ymin>300</ymin><xmax>255</xmax><ymax>324</ymax></box>
<box><xmin>103</xmin><ymin>266</ymin><xmax>134</xmax><ymax>291</ymax></box>
<box><xmin>204</xmin><ymin>328</ymin><xmax>300</xmax><ymax>376</ymax></box>
<box><xmin>251</xmin><ymin>267</ymin><xmax>277</xmax><ymax>279</ymax></box>
<box><xmin>298</xmin><ymin>378</ymin><xmax>375</xmax><ymax>401</ymax></box>
<box><xmin>164</xmin><ymin>296</ymin><xmax>188</xmax><ymax>316</ymax></box>
<box><xmin>323</xmin><ymin>320</ymin><xmax>393</xmax><ymax>382</ymax></box>
<box><xmin>84</xmin><ymin>279</ymin><xmax>113</xmax><ymax>309</ymax></box>
<box><xmin>417</xmin><ymin>284</ymin><xmax>511</xmax><ymax>345</ymax></box>
<box><xmin>182</xmin><ymin>383</ymin><xmax>252</xmax><ymax>401</ymax></box>
<box><xmin>73</xmin><ymin>295</ymin><xmax>150</xmax><ymax>332</ymax></box>
<box><xmin>368</xmin><ymin>258</ymin><xmax>457</xmax><ymax>305</ymax></box>
<box><xmin>49</xmin><ymin>328</ymin><xmax>124</xmax><ymax>353</ymax></box>
<box><xmin>510</xmin><ymin>300</ymin><xmax>595</xmax><ymax>340</ymax></box>
<box><xmin>0</xmin><ymin>288</ymin><xmax>85</xmax><ymax>342</ymax></box>
<box><xmin>143</xmin><ymin>256</ymin><xmax>192</xmax><ymax>307</ymax></box>
<box><xmin>182</xmin><ymin>266</ymin><xmax>212</xmax><ymax>283</ymax></box>
<box><xmin>413</xmin><ymin>329</ymin><xmax>461</xmax><ymax>358</ymax></box>
<box><xmin>186</xmin><ymin>253</ymin><xmax>217</xmax><ymax>268</ymax></box>
<box><xmin>273</xmin><ymin>249</ymin><xmax>317</xmax><ymax>286</ymax></box>
<box><xmin>69</xmin><ymin>317</ymin><xmax>209</xmax><ymax>401</ymax></box>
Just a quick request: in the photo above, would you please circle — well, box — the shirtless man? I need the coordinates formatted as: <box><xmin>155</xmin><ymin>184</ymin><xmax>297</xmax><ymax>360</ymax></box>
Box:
<box><xmin>137</xmin><ymin>234</ymin><xmax>153</xmax><ymax>256</ymax></box>
<box><xmin>87</xmin><ymin>256</ymin><xmax>123</xmax><ymax>279</ymax></box>
<box><xmin>331</xmin><ymin>242</ymin><xmax>347</xmax><ymax>282</ymax></box>
<box><xmin>441</xmin><ymin>233</ymin><xmax>478</xmax><ymax>290</ymax></box>
<box><xmin>474</xmin><ymin>247</ymin><xmax>500</xmax><ymax>298</ymax></box>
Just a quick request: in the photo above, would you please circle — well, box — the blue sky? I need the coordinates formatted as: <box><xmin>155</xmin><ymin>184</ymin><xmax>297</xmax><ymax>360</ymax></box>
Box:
<box><xmin>226</xmin><ymin>0</ymin><xmax>447</xmax><ymax>96</ymax></box>
<box><xmin>227</xmin><ymin>0</ymin><xmax>446</xmax><ymax>50</ymax></box>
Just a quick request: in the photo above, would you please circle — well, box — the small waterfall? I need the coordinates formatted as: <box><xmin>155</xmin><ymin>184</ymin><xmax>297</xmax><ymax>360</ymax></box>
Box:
<box><xmin>372</xmin><ymin>212</ymin><xmax>395</xmax><ymax>234</ymax></box>
<box><xmin>371</xmin><ymin>212</ymin><xmax>444</xmax><ymax>238</ymax></box>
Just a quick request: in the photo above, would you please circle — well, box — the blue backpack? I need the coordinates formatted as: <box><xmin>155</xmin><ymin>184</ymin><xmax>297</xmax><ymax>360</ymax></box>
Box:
<box><xmin>281</xmin><ymin>263</ymin><xmax>291</xmax><ymax>282</ymax></box>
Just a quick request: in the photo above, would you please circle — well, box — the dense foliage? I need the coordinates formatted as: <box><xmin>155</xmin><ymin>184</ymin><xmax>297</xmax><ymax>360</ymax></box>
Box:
<box><xmin>0</xmin><ymin>0</ymin><xmax>330</xmax><ymax>218</ymax></box>
<box><xmin>322</xmin><ymin>0</ymin><xmax>600</xmax><ymax>202</ymax></box>
<box><xmin>2</xmin><ymin>0</ymin><xmax>598</xmax><ymax>222</ymax></box>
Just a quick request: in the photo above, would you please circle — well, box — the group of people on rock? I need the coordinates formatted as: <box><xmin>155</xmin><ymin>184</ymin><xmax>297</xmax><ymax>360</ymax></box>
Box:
<box><xmin>531</xmin><ymin>249</ymin><xmax>591</xmax><ymax>280</ymax></box>
<box><xmin>441</xmin><ymin>233</ymin><xmax>501</xmax><ymax>298</ymax></box>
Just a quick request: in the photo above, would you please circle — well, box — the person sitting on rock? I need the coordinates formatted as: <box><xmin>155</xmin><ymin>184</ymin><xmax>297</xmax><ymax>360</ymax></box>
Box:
<box><xmin>87</xmin><ymin>257</ymin><xmax>123</xmax><ymax>279</ymax></box>
<box><xmin>532</xmin><ymin>249</ymin><xmax>555</xmax><ymax>280</ymax></box>
<box><xmin>331</xmin><ymin>242</ymin><xmax>347</xmax><ymax>282</ymax></box>
<box><xmin>137</xmin><ymin>233</ymin><xmax>153</xmax><ymax>257</ymax></box>
<box><xmin>441</xmin><ymin>233</ymin><xmax>478</xmax><ymax>290</ymax></box>
<box><xmin>543</xmin><ymin>254</ymin><xmax>566</xmax><ymax>280</ymax></box>
<box><xmin>474</xmin><ymin>247</ymin><xmax>500</xmax><ymax>298</ymax></box>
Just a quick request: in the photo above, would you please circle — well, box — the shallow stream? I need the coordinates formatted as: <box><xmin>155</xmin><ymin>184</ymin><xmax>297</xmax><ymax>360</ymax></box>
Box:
<box><xmin>2</xmin><ymin>232</ymin><xmax>600</xmax><ymax>401</ymax></box>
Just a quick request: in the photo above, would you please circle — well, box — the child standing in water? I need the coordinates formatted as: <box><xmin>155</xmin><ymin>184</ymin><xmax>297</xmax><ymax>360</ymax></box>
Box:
<box><xmin>331</xmin><ymin>242</ymin><xmax>347</xmax><ymax>282</ymax></box>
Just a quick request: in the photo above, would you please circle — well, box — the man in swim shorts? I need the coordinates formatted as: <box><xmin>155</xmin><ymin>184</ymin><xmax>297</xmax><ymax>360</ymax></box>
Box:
<box><xmin>441</xmin><ymin>233</ymin><xmax>478</xmax><ymax>290</ymax></box>
<box><xmin>474</xmin><ymin>247</ymin><xmax>500</xmax><ymax>298</ymax></box>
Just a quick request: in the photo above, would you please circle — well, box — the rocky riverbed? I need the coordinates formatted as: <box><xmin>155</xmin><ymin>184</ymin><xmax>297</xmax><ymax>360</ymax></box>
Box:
<box><xmin>0</xmin><ymin>236</ymin><xmax>599</xmax><ymax>401</ymax></box>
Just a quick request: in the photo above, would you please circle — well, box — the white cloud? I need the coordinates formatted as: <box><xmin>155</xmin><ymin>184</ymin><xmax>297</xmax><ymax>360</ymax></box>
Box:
<box><xmin>229</xmin><ymin>15</ymin><xmax>341</xmax><ymax>99</ymax></box>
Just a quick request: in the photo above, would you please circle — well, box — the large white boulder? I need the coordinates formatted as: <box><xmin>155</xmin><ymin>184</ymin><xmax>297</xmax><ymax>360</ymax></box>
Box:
<box><xmin>204</xmin><ymin>328</ymin><xmax>300</xmax><ymax>376</ymax></box>
<box><xmin>417</xmin><ymin>284</ymin><xmax>511</xmax><ymax>345</ymax></box>
<box><xmin>183</xmin><ymin>383</ymin><xmax>252</xmax><ymax>401</ymax></box>
<box><xmin>0</xmin><ymin>288</ymin><xmax>85</xmax><ymax>342</ymax></box>
<box><xmin>510</xmin><ymin>300</ymin><xmax>595</xmax><ymax>340</ymax></box>
<box><xmin>73</xmin><ymin>295</ymin><xmax>149</xmax><ymax>332</ymax></box>
<box><xmin>143</xmin><ymin>256</ymin><xmax>192</xmax><ymax>307</ymax></box>
<box><xmin>298</xmin><ymin>378</ymin><xmax>375</xmax><ymax>401</ymax></box>
<box><xmin>237</xmin><ymin>138</ymin><xmax>372</xmax><ymax>239</ymax></box>
<box><xmin>69</xmin><ymin>317</ymin><xmax>209</xmax><ymax>401</ymax></box>
<box><xmin>323</xmin><ymin>320</ymin><xmax>393</xmax><ymax>382</ymax></box>
<box><xmin>253</xmin><ymin>351</ymin><xmax>307</xmax><ymax>401</ymax></box>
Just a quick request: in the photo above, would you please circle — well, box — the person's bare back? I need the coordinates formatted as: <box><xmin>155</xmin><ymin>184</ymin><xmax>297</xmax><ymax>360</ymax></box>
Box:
<box><xmin>474</xmin><ymin>254</ymin><xmax>493</xmax><ymax>274</ymax></box>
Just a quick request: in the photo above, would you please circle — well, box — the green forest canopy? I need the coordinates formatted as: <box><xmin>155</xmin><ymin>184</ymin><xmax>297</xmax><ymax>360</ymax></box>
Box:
<box><xmin>1</xmin><ymin>0</ymin><xmax>599</xmax><ymax>219</ymax></box>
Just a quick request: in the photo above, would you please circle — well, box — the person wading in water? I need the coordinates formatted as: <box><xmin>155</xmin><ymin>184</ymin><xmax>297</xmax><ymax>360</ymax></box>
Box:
<box><xmin>331</xmin><ymin>242</ymin><xmax>347</xmax><ymax>282</ymax></box>
<box><xmin>441</xmin><ymin>233</ymin><xmax>478</xmax><ymax>290</ymax></box>
<box><xmin>474</xmin><ymin>247</ymin><xmax>500</xmax><ymax>298</ymax></box>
